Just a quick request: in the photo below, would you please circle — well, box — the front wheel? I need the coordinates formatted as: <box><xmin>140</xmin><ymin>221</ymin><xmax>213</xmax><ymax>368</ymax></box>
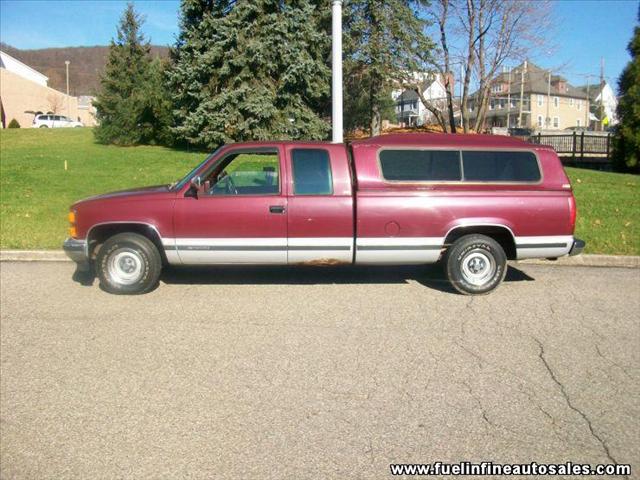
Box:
<box><xmin>444</xmin><ymin>234</ymin><xmax>507</xmax><ymax>295</ymax></box>
<box><xmin>96</xmin><ymin>233</ymin><xmax>162</xmax><ymax>294</ymax></box>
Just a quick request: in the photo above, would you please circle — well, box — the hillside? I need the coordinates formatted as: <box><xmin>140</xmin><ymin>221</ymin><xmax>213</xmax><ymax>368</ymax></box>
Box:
<box><xmin>0</xmin><ymin>43</ymin><xmax>169</xmax><ymax>96</ymax></box>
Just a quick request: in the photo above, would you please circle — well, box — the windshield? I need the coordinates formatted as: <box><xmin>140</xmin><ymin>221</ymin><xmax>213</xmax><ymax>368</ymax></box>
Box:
<box><xmin>170</xmin><ymin>147</ymin><xmax>222</xmax><ymax>191</ymax></box>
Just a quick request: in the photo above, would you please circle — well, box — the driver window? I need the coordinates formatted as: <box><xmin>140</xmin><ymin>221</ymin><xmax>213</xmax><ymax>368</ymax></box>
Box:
<box><xmin>206</xmin><ymin>151</ymin><xmax>280</xmax><ymax>196</ymax></box>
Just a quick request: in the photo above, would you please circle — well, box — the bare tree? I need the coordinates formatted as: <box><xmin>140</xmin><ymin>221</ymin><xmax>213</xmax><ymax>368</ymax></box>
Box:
<box><xmin>468</xmin><ymin>0</ymin><xmax>554</xmax><ymax>131</ymax></box>
<box><xmin>420</xmin><ymin>0</ymin><xmax>554</xmax><ymax>133</ymax></box>
<box><xmin>47</xmin><ymin>93</ymin><xmax>63</xmax><ymax>114</ymax></box>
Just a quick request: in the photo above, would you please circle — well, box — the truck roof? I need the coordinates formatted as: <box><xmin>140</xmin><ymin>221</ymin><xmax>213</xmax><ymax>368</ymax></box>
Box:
<box><xmin>350</xmin><ymin>133</ymin><xmax>535</xmax><ymax>148</ymax></box>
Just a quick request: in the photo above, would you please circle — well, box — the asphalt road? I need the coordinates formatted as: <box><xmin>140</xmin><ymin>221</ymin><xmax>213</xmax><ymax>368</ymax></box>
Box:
<box><xmin>1</xmin><ymin>261</ymin><xmax>639</xmax><ymax>479</ymax></box>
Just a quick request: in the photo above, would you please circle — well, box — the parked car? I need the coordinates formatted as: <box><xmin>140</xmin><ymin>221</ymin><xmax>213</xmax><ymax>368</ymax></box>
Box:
<box><xmin>564</xmin><ymin>126</ymin><xmax>589</xmax><ymax>132</ymax></box>
<box><xmin>33</xmin><ymin>114</ymin><xmax>83</xmax><ymax>128</ymax></box>
<box><xmin>508</xmin><ymin>127</ymin><xmax>533</xmax><ymax>137</ymax></box>
<box><xmin>64</xmin><ymin>133</ymin><xmax>584</xmax><ymax>295</ymax></box>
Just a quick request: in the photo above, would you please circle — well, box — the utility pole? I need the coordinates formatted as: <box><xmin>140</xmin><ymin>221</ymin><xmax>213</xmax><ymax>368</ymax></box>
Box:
<box><xmin>506</xmin><ymin>67</ymin><xmax>511</xmax><ymax>129</ymax></box>
<box><xmin>599</xmin><ymin>57</ymin><xmax>605</xmax><ymax>131</ymax></box>
<box><xmin>65</xmin><ymin>60</ymin><xmax>70</xmax><ymax>119</ymax></box>
<box><xmin>518</xmin><ymin>61</ymin><xmax>526</xmax><ymax>127</ymax></box>
<box><xmin>546</xmin><ymin>70</ymin><xmax>551</xmax><ymax>129</ymax></box>
<box><xmin>585</xmin><ymin>75</ymin><xmax>590</xmax><ymax>129</ymax></box>
<box><xmin>331</xmin><ymin>0</ymin><xmax>343</xmax><ymax>143</ymax></box>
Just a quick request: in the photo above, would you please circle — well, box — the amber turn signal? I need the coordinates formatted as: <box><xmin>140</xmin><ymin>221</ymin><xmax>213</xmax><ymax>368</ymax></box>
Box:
<box><xmin>69</xmin><ymin>225</ymin><xmax>77</xmax><ymax>238</ymax></box>
<box><xmin>68</xmin><ymin>211</ymin><xmax>76</xmax><ymax>224</ymax></box>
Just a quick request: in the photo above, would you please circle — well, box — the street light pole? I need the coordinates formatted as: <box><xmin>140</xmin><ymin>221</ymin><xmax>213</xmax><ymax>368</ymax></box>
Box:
<box><xmin>65</xmin><ymin>60</ymin><xmax>70</xmax><ymax>119</ymax></box>
<box><xmin>331</xmin><ymin>0</ymin><xmax>343</xmax><ymax>144</ymax></box>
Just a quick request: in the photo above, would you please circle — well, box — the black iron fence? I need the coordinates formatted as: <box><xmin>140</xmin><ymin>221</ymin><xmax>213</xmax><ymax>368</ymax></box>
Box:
<box><xmin>527</xmin><ymin>132</ymin><xmax>612</xmax><ymax>166</ymax></box>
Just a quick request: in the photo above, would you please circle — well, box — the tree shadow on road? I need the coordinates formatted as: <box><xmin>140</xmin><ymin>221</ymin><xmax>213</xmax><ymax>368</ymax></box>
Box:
<box><xmin>157</xmin><ymin>263</ymin><xmax>534</xmax><ymax>295</ymax></box>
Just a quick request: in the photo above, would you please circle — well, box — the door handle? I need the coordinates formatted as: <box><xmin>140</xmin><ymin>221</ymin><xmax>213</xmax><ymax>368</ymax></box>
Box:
<box><xmin>269</xmin><ymin>205</ymin><xmax>285</xmax><ymax>214</ymax></box>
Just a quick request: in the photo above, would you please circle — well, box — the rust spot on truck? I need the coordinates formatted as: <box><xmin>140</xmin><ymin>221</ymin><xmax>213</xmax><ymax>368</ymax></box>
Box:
<box><xmin>295</xmin><ymin>258</ymin><xmax>349</xmax><ymax>267</ymax></box>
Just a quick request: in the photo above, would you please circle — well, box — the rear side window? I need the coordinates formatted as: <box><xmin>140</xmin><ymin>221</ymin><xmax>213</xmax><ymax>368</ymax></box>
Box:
<box><xmin>292</xmin><ymin>149</ymin><xmax>333</xmax><ymax>195</ymax></box>
<box><xmin>462</xmin><ymin>151</ymin><xmax>540</xmax><ymax>182</ymax></box>
<box><xmin>379</xmin><ymin>150</ymin><xmax>461</xmax><ymax>181</ymax></box>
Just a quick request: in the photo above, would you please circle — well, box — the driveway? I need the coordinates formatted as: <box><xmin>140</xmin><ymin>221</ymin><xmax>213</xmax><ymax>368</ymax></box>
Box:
<box><xmin>1</xmin><ymin>262</ymin><xmax>638</xmax><ymax>479</ymax></box>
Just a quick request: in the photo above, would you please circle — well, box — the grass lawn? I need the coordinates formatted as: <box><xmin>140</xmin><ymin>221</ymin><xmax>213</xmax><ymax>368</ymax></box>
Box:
<box><xmin>1</xmin><ymin>128</ymin><xmax>638</xmax><ymax>255</ymax></box>
<box><xmin>1</xmin><ymin>128</ymin><xmax>203</xmax><ymax>249</ymax></box>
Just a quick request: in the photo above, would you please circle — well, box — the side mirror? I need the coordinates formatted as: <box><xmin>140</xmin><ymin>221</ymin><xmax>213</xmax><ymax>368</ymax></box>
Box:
<box><xmin>191</xmin><ymin>175</ymin><xmax>202</xmax><ymax>189</ymax></box>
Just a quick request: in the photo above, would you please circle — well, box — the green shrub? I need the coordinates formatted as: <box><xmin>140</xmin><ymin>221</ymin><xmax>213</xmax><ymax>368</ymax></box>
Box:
<box><xmin>7</xmin><ymin>119</ymin><xmax>20</xmax><ymax>128</ymax></box>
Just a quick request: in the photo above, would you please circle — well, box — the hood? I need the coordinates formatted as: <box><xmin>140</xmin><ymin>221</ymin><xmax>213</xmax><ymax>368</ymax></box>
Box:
<box><xmin>74</xmin><ymin>185</ymin><xmax>172</xmax><ymax>205</ymax></box>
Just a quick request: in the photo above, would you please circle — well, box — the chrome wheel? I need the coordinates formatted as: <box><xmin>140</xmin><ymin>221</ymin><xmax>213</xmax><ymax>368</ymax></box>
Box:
<box><xmin>107</xmin><ymin>248</ymin><xmax>144</xmax><ymax>286</ymax></box>
<box><xmin>460</xmin><ymin>250</ymin><xmax>495</xmax><ymax>286</ymax></box>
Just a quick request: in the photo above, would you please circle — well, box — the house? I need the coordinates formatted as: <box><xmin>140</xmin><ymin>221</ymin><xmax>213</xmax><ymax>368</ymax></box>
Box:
<box><xmin>394</xmin><ymin>74</ymin><xmax>455</xmax><ymax>127</ymax></box>
<box><xmin>576</xmin><ymin>81</ymin><xmax>618</xmax><ymax>128</ymax></box>
<box><xmin>468</xmin><ymin>61</ymin><xmax>590</xmax><ymax>131</ymax></box>
<box><xmin>0</xmin><ymin>50</ymin><xmax>97</xmax><ymax>128</ymax></box>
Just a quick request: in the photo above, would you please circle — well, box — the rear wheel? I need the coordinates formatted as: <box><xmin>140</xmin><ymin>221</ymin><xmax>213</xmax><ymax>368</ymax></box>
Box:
<box><xmin>444</xmin><ymin>234</ymin><xmax>507</xmax><ymax>295</ymax></box>
<box><xmin>96</xmin><ymin>233</ymin><xmax>161</xmax><ymax>294</ymax></box>
<box><xmin>39</xmin><ymin>125</ymin><xmax>48</xmax><ymax>128</ymax></box>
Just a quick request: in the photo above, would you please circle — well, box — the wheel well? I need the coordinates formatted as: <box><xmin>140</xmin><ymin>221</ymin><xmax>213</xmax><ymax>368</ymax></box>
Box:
<box><xmin>87</xmin><ymin>223</ymin><xmax>167</xmax><ymax>264</ymax></box>
<box><xmin>444</xmin><ymin>225</ymin><xmax>517</xmax><ymax>260</ymax></box>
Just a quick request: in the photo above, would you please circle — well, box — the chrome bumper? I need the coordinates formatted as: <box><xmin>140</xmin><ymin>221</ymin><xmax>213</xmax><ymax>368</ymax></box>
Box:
<box><xmin>569</xmin><ymin>238</ymin><xmax>585</xmax><ymax>256</ymax></box>
<box><xmin>63</xmin><ymin>238</ymin><xmax>89</xmax><ymax>268</ymax></box>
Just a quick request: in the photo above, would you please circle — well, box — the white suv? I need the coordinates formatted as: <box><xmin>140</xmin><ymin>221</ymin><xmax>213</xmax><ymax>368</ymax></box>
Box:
<box><xmin>33</xmin><ymin>114</ymin><xmax>83</xmax><ymax>128</ymax></box>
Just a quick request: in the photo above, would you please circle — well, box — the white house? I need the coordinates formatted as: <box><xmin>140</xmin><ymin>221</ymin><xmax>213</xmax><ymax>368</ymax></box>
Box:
<box><xmin>577</xmin><ymin>81</ymin><xmax>618</xmax><ymax>127</ymax></box>
<box><xmin>394</xmin><ymin>74</ymin><xmax>450</xmax><ymax>126</ymax></box>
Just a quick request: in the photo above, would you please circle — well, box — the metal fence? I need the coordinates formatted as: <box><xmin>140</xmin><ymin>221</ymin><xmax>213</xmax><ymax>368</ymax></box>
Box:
<box><xmin>527</xmin><ymin>133</ymin><xmax>612</xmax><ymax>164</ymax></box>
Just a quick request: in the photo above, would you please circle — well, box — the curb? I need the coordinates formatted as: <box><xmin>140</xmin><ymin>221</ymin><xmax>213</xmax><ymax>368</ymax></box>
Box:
<box><xmin>1</xmin><ymin>250</ymin><xmax>639</xmax><ymax>269</ymax></box>
<box><xmin>516</xmin><ymin>255</ymin><xmax>640</xmax><ymax>269</ymax></box>
<box><xmin>1</xmin><ymin>250</ymin><xmax>70</xmax><ymax>262</ymax></box>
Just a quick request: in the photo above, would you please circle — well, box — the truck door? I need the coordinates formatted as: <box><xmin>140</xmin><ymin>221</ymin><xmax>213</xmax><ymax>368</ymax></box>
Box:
<box><xmin>172</xmin><ymin>146</ymin><xmax>288</xmax><ymax>264</ymax></box>
<box><xmin>285</xmin><ymin>145</ymin><xmax>354</xmax><ymax>264</ymax></box>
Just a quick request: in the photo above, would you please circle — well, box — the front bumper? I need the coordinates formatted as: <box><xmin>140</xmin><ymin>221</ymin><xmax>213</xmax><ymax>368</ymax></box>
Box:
<box><xmin>569</xmin><ymin>238</ymin><xmax>586</xmax><ymax>256</ymax></box>
<box><xmin>63</xmin><ymin>238</ymin><xmax>90</xmax><ymax>269</ymax></box>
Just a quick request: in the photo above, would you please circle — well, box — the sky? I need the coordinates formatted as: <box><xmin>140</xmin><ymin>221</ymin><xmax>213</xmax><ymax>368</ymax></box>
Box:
<box><xmin>0</xmin><ymin>0</ymin><xmax>638</xmax><ymax>88</ymax></box>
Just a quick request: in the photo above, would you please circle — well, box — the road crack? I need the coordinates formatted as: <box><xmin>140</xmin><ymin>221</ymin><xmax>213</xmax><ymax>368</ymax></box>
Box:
<box><xmin>533</xmin><ymin>337</ymin><xmax>624</xmax><ymax>471</ymax></box>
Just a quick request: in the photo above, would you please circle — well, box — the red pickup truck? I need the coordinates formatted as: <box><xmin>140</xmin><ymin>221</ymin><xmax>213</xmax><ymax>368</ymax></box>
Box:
<box><xmin>64</xmin><ymin>133</ymin><xmax>584</xmax><ymax>295</ymax></box>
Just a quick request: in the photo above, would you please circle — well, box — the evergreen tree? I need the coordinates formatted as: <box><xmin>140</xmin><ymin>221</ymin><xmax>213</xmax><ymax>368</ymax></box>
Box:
<box><xmin>168</xmin><ymin>0</ymin><xmax>331</xmax><ymax>149</ymax></box>
<box><xmin>94</xmin><ymin>3</ymin><xmax>171</xmax><ymax>145</ymax></box>
<box><xmin>613</xmin><ymin>7</ymin><xmax>640</xmax><ymax>172</ymax></box>
<box><xmin>343</xmin><ymin>0</ymin><xmax>432</xmax><ymax>135</ymax></box>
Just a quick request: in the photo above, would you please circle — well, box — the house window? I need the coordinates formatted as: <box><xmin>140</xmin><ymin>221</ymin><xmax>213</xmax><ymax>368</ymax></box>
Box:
<box><xmin>576</xmin><ymin>119</ymin><xmax>581</xmax><ymax>127</ymax></box>
<box><xmin>537</xmin><ymin>115</ymin><xmax>543</xmax><ymax>127</ymax></box>
<box><xmin>537</xmin><ymin>95</ymin><xmax>544</xmax><ymax>106</ymax></box>
<box><xmin>489</xmin><ymin>100</ymin><xmax>494</xmax><ymax>110</ymax></box>
<box><xmin>510</xmin><ymin>99</ymin><xmax>517</xmax><ymax>108</ymax></box>
<box><xmin>570</xmin><ymin>98</ymin><xmax>574</xmax><ymax>106</ymax></box>
<box><xmin>577</xmin><ymin>100</ymin><xmax>582</xmax><ymax>111</ymax></box>
<box><xmin>553</xmin><ymin>97</ymin><xmax>559</xmax><ymax>108</ymax></box>
<box><xmin>553</xmin><ymin>116</ymin><xmax>559</xmax><ymax>128</ymax></box>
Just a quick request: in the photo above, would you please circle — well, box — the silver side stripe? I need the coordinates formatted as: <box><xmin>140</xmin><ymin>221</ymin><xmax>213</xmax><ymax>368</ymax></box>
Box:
<box><xmin>357</xmin><ymin>245</ymin><xmax>441</xmax><ymax>250</ymax></box>
<box><xmin>515</xmin><ymin>235</ymin><xmax>573</xmax><ymax>259</ymax></box>
<box><xmin>160</xmin><ymin>235</ymin><xmax>575</xmax><ymax>264</ymax></box>
<box><xmin>355</xmin><ymin>237</ymin><xmax>444</xmax><ymax>265</ymax></box>
<box><xmin>516</xmin><ymin>243</ymin><xmax>567</xmax><ymax>249</ymax></box>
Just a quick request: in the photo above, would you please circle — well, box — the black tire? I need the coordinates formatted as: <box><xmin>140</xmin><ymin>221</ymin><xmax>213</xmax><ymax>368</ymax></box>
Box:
<box><xmin>444</xmin><ymin>234</ymin><xmax>507</xmax><ymax>295</ymax></box>
<box><xmin>96</xmin><ymin>232</ymin><xmax>161</xmax><ymax>295</ymax></box>
<box><xmin>39</xmin><ymin>125</ymin><xmax>48</xmax><ymax>128</ymax></box>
